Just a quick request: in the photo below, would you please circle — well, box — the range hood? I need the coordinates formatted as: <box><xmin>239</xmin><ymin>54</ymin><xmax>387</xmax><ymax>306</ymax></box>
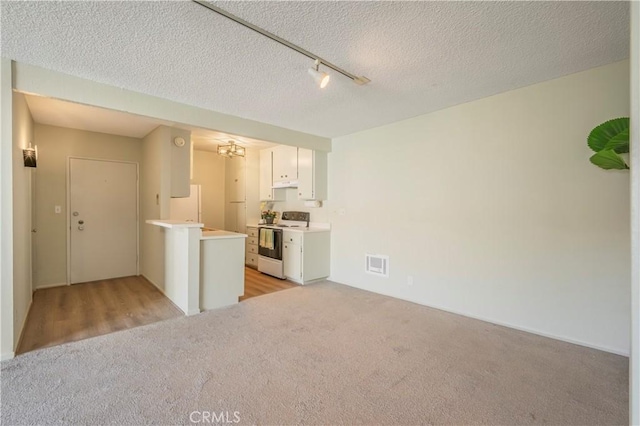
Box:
<box><xmin>272</xmin><ymin>180</ymin><xmax>298</xmax><ymax>188</ymax></box>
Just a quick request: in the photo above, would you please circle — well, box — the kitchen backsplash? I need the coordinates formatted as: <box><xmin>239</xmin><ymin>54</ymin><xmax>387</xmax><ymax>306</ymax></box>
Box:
<box><xmin>260</xmin><ymin>188</ymin><xmax>330</xmax><ymax>224</ymax></box>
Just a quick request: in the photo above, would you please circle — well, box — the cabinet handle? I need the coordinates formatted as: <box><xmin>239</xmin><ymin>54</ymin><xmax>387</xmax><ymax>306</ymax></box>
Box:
<box><xmin>299</xmin><ymin>192</ymin><xmax>302</xmax><ymax>196</ymax></box>
<box><xmin>285</xmin><ymin>245</ymin><xmax>288</xmax><ymax>248</ymax></box>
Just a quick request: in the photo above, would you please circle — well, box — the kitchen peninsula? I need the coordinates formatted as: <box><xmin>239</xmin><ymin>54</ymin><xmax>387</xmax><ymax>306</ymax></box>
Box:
<box><xmin>146</xmin><ymin>220</ymin><xmax>247</xmax><ymax>315</ymax></box>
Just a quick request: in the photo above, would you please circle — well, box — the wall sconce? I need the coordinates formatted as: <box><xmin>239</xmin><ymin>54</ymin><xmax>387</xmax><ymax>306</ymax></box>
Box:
<box><xmin>23</xmin><ymin>143</ymin><xmax>37</xmax><ymax>168</ymax></box>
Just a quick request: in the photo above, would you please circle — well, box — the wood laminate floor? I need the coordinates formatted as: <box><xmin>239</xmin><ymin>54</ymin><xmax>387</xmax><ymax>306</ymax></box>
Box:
<box><xmin>16</xmin><ymin>276</ymin><xmax>183</xmax><ymax>355</ymax></box>
<box><xmin>241</xmin><ymin>267</ymin><xmax>297</xmax><ymax>301</ymax></box>
<box><xmin>17</xmin><ymin>270</ymin><xmax>297</xmax><ymax>355</ymax></box>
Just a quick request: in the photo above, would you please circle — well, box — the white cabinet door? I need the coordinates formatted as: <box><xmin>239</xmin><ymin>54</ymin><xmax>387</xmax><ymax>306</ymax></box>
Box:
<box><xmin>225</xmin><ymin>202</ymin><xmax>246</xmax><ymax>233</ymax></box>
<box><xmin>226</xmin><ymin>157</ymin><xmax>246</xmax><ymax>202</ymax></box>
<box><xmin>259</xmin><ymin>148</ymin><xmax>274</xmax><ymax>201</ymax></box>
<box><xmin>272</xmin><ymin>145</ymin><xmax>298</xmax><ymax>183</ymax></box>
<box><xmin>297</xmin><ymin>148</ymin><xmax>314</xmax><ymax>200</ymax></box>
<box><xmin>297</xmin><ymin>148</ymin><xmax>327</xmax><ymax>201</ymax></box>
<box><xmin>283</xmin><ymin>240</ymin><xmax>301</xmax><ymax>281</ymax></box>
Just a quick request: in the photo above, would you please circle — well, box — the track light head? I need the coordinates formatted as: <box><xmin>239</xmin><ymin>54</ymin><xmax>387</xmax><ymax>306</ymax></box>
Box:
<box><xmin>308</xmin><ymin>59</ymin><xmax>330</xmax><ymax>89</ymax></box>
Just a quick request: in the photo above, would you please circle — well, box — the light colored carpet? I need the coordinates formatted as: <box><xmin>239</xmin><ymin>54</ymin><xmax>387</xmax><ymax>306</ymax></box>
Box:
<box><xmin>1</xmin><ymin>281</ymin><xmax>628</xmax><ymax>425</ymax></box>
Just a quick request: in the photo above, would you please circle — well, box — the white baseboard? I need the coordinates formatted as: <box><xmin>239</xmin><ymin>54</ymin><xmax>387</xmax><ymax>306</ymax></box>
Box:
<box><xmin>142</xmin><ymin>274</ymin><xmax>165</xmax><ymax>295</ymax></box>
<box><xmin>14</xmin><ymin>298</ymin><xmax>33</xmax><ymax>354</ymax></box>
<box><xmin>34</xmin><ymin>282</ymin><xmax>67</xmax><ymax>290</ymax></box>
<box><xmin>1</xmin><ymin>352</ymin><xmax>15</xmax><ymax>361</ymax></box>
<box><xmin>141</xmin><ymin>274</ymin><xmax>186</xmax><ymax>315</ymax></box>
<box><xmin>331</xmin><ymin>279</ymin><xmax>629</xmax><ymax>357</ymax></box>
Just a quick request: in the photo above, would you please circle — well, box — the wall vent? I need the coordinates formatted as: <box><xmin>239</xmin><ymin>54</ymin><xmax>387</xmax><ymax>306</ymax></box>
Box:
<box><xmin>365</xmin><ymin>254</ymin><xmax>389</xmax><ymax>277</ymax></box>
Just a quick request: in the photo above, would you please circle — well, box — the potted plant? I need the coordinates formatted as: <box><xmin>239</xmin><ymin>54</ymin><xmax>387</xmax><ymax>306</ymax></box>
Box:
<box><xmin>261</xmin><ymin>210</ymin><xmax>277</xmax><ymax>224</ymax></box>
<box><xmin>588</xmin><ymin>117</ymin><xmax>630</xmax><ymax>170</ymax></box>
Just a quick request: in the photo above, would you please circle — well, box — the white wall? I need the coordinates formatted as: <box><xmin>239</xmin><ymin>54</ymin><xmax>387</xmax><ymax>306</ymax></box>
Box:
<box><xmin>1</xmin><ymin>58</ymin><xmax>14</xmax><ymax>360</ymax></box>
<box><xmin>32</xmin><ymin>124</ymin><xmax>142</xmax><ymax>288</ymax></box>
<box><xmin>11</xmin><ymin>92</ymin><xmax>33</xmax><ymax>351</ymax></box>
<box><xmin>329</xmin><ymin>60</ymin><xmax>631</xmax><ymax>355</ymax></box>
<box><xmin>141</xmin><ymin>126</ymin><xmax>169</xmax><ymax>291</ymax></box>
<box><xmin>140</xmin><ymin>125</ymin><xmax>191</xmax><ymax>291</ymax></box>
<box><xmin>192</xmin><ymin>150</ymin><xmax>225</xmax><ymax>229</ymax></box>
<box><xmin>270</xmin><ymin>188</ymin><xmax>330</xmax><ymax>224</ymax></box>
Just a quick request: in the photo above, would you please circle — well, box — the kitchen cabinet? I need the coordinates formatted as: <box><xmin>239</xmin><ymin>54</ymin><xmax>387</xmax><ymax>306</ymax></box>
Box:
<box><xmin>259</xmin><ymin>148</ymin><xmax>285</xmax><ymax>201</ymax></box>
<box><xmin>283</xmin><ymin>237</ymin><xmax>302</xmax><ymax>281</ymax></box>
<box><xmin>226</xmin><ymin>156</ymin><xmax>245</xmax><ymax>203</ymax></box>
<box><xmin>297</xmin><ymin>148</ymin><xmax>328</xmax><ymax>201</ymax></box>
<box><xmin>225</xmin><ymin>202</ymin><xmax>246</xmax><ymax>233</ymax></box>
<box><xmin>272</xmin><ymin>145</ymin><xmax>298</xmax><ymax>185</ymax></box>
<box><xmin>245</xmin><ymin>226</ymin><xmax>259</xmax><ymax>268</ymax></box>
<box><xmin>282</xmin><ymin>230</ymin><xmax>330</xmax><ymax>284</ymax></box>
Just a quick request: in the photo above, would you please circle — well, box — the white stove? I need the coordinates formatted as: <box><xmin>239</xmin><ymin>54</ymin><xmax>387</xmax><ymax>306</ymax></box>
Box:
<box><xmin>257</xmin><ymin>211</ymin><xmax>310</xmax><ymax>279</ymax></box>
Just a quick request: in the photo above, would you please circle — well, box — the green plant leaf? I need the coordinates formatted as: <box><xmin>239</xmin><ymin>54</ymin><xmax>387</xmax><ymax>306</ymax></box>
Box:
<box><xmin>602</xmin><ymin>128</ymin><xmax>630</xmax><ymax>153</ymax></box>
<box><xmin>589</xmin><ymin>150</ymin><xmax>629</xmax><ymax>170</ymax></box>
<box><xmin>587</xmin><ymin>117</ymin><xmax>630</xmax><ymax>152</ymax></box>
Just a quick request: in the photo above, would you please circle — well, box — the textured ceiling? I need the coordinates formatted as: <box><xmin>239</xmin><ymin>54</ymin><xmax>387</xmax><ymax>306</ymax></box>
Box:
<box><xmin>25</xmin><ymin>95</ymin><xmax>170</xmax><ymax>139</ymax></box>
<box><xmin>1</xmin><ymin>1</ymin><xmax>630</xmax><ymax>138</ymax></box>
<box><xmin>24</xmin><ymin>94</ymin><xmax>276</xmax><ymax>151</ymax></box>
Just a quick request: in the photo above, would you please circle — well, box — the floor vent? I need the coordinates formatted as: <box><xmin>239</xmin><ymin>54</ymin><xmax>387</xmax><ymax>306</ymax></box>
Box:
<box><xmin>365</xmin><ymin>254</ymin><xmax>389</xmax><ymax>277</ymax></box>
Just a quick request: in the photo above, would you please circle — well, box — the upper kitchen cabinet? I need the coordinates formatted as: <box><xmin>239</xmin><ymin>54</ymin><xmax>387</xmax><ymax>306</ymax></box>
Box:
<box><xmin>297</xmin><ymin>148</ymin><xmax>327</xmax><ymax>201</ymax></box>
<box><xmin>259</xmin><ymin>148</ymin><xmax>285</xmax><ymax>201</ymax></box>
<box><xmin>272</xmin><ymin>145</ymin><xmax>298</xmax><ymax>186</ymax></box>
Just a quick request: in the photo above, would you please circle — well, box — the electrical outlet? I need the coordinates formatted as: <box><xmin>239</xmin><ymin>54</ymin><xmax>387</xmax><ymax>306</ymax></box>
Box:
<box><xmin>407</xmin><ymin>275</ymin><xmax>414</xmax><ymax>286</ymax></box>
<box><xmin>54</xmin><ymin>205</ymin><xmax>61</xmax><ymax>214</ymax></box>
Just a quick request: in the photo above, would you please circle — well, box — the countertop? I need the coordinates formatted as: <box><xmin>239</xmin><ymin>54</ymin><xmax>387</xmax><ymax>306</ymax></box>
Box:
<box><xmin>146</xmin><ymin>219</ymin><xmax>204</xmax><ymax>229</ymax></box>
<box><xmin>201</xmin><ymin>230</ymin><xmax>247</xmax><ymax>240</ymax></box>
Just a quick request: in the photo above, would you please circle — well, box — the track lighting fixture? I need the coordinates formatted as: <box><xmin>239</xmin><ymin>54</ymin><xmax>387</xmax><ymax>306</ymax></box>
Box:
<box><xmin>308</xmin><ymin>59</ymin><xmax>330</xmax><ymax>89</ymax></box>
<box><xmin>192</xmin><ymin>0</ymin><xmax>370</xmax><ymax>87</ymax></box>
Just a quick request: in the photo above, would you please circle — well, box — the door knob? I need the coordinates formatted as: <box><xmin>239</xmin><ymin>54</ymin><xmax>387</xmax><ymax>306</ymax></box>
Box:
<box><xmin>73</xmin><ymin>211</ymin><xmax>79</xmax><ymax>216</ymax></box>
<box><xmin>78</xmin><ymin>226</ymin><xmax>84</xmax><ymax>231</ymax></box>
<box><xmin>78</xmin><ymin>220</ymin><xmax>84</xmax><ymax>225</ymax></box>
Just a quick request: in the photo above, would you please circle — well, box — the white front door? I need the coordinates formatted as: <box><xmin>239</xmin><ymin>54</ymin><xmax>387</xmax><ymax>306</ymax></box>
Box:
<box><xmin>69</xmin><ymin>158</ymin><xmax>138</xmax><ymax>284</ymax></box>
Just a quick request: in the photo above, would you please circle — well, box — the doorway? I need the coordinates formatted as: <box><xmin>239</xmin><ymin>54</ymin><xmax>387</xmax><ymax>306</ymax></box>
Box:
<box><xmin>68</xmin><ymin>158</ymin><xmax>138</xmax><ymax>284</ymax></box>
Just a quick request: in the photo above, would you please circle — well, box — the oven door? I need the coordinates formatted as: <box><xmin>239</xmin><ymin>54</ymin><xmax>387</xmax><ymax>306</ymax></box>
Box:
<box><xmin>258</xmin><ymin>227</ymin><xmax>282</xmax><ymax>260</ymax></box>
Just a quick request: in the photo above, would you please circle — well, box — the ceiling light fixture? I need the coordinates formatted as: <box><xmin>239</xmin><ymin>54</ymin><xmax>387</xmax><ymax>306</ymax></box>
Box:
<box><xmin>192</xmin><ymin>1</ymin><xmax>370</xmax><ymax>87</ymax></box>
<box><xmin>217</xmin><ymin>140</ymin><xmax>245</xmax><ymax>158</ymax></box>
<box><xmin>308</xmin><ymin>59</ymin><xmax>330</xmax><ymax>89</ymax></box>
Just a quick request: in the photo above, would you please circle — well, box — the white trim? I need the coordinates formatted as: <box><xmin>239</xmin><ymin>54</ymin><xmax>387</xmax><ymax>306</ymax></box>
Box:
<box><xmin>14</xmin><ymin>298</ymin><xmax>32</xmax><ymax>353</ymax></box>
<box><xmin>33</xmin><ymin>282</ymin><xmax>67</xmax><ymax>290</ymax></box>
<box><xmin>141</xmin><ymin>274</ymin><xmax>186</xmax><ymax>315</ymax></box>
<box><xmin>331</xmin><ymin>279</ymin><xmax>629</xmax><ymax>357</ymax></box>
<box><xmin>629</xmin><ymin>1</ymin><xmax>640</xmax><ymax>423</ymax></box>
<box><xmin>142</xmin><ymin>274</ymin><xmax>164</xmax><ymax>294</ymax></box>
<box><xmin>1</xmin><ymin>59</ymin><xmax>15</xmax><ymax>364</ymax></box>
<box><xmin>66</xmin><ymin>157</ymin><xmax>140</xmax><ymax>285</ymax></box>
<box><xmin>1</xmin><ymin>352</ymin><xmax>15</xmax><ymax>361</ymax></box>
